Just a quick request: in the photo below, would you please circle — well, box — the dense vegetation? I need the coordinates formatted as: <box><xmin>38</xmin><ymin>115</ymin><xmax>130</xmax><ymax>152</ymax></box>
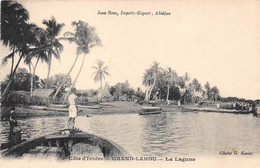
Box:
<box><xmin>1</xmin><ymin>1</ymin><xmax>257</xmax><ymax>106</ymax></box>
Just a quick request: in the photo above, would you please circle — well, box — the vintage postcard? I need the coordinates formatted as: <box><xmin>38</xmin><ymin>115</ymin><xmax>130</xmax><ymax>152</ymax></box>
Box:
<box><xmin>1</xmin><ymin>0</ymin><xmax>260</xmax><ymax>168</ymax></box>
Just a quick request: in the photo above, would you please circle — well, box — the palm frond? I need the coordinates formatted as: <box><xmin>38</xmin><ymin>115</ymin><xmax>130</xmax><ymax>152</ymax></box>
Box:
<box><xmin>91</xmin><ymin>66</ymin><xmax>99</xmax><ymax>70</ymax></box>
<box><xmin>103</xmin><ymin>71</ymin><xmax>110</xmax><ymax>76</ymax></box>
<box><xmin>64</xmin><ymin>31</ymin><xmax>75</xmax><ymax>37</ymax></box>
<box><xmin>2</xmin><ymin>52</ymin><xmax>14</xmax><ymax>65</ymax></box>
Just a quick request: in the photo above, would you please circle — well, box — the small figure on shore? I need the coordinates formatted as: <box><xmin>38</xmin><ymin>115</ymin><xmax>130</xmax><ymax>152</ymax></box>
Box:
<box><xmin>68</xmin><ymin>87</ymin><xmax>78</xmax><ymax>129</ymax></box>
<box><xmin>9</xmin><ymin>107</ymin><xmax>22</xmax><ymax>144</ymax></box>
<box><xmin>9</xmin><ymin>107</ymin><xmax>17</xmax><ymax>137</ymax></box>
<box><xmin>216</xmin><ymin>100</ymin><xmax>221</xmax><ymax>109</ymax></box>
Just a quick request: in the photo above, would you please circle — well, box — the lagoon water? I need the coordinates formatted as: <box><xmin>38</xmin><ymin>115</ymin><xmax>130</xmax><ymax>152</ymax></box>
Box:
<box><xmin>1</xmin><ymin>111</ymin><xmax>260</xmax><ymax>157</ymax></box>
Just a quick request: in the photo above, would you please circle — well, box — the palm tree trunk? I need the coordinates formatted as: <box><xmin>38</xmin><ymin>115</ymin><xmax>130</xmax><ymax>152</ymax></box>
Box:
<box><xmin>1</xmin><ymin>53</ymin><xmax>23</xmax><ymax>101</ymax></box>
<box><xmin>144</xmin><ymin>87</ymin><xmax>149</xmax><ymax>102</ymax></box>
<box><xmin>52</xmin><ymin>54</ymin><xmax>80</xmax><ymax>101</ymax></box>
<box><xmin>62</xmin><ymin>54</ymin><xmax>86</xmax><ymax>104</ymax></box>
<box><xmin>148</xmin><ymin>75</ymin><xmax>157</xmax><ymax>101</ymax></box>
<box><xmin>30</xmin><ymin>72</ymin><xmax>34</xmax><ymax>97</ymax></box>
<box><xmin>100</xmin><ymin>77</ymin><xmax>102</xmax><ymax>102</ymax></box>
<box><xmin>46</xmin><ymin>55</ymin><xmax>52</xmax><ymax>89</ymax></box>
<box><xmin>30</xmin><ymin>56</ymin><xmax>40</xmax><ymax>97</ymax></box>
<box><xmin>47</xmin><ymin>55</ymin><xmax>52</xmax><ymax>79</ymax></box>
<box><xmin>68</xmin><ymin>54</ymin><xmax>80</xmax><ymax>74</ymax></box>
<box><xmin>10</xmin><ymin>49</ymin><xmax>15</xmax><ymax>75</ymax></box>
<box><xmin>166</xmin><ymin>85</ymin><xmax>170</xmax><ymax>106</ymax></box>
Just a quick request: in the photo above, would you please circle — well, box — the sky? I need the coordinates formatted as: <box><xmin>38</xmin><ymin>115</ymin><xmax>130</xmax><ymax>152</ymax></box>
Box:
<box><xmin>1</xmin><ymin>0</ymin><xmax>260</xmax><ymax>100</ymax></box>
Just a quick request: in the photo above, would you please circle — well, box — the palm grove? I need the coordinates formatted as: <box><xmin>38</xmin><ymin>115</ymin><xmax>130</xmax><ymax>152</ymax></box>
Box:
<box><xmin>1</xmin><ymin>1</ymin><xmax>220</xmax><ymax>105</ymax></box>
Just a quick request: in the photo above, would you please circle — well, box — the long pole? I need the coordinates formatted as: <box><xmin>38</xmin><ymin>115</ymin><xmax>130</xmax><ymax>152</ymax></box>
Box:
<box><xmin>16</xmin><ymin>122</ymin><xmax>30</xmax><ymax>137</ymax></box>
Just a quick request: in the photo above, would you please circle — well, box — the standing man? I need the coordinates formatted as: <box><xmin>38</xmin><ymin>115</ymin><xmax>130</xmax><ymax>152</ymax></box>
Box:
<box><xmin>68</xmin><ymin>87</ymin><xmax>78</xmax><ymax>129</ymax></box>
<box><xmin>9</xmin><ymin>107</ymin><xmax>17</xmax><ymax>139</ymax></box>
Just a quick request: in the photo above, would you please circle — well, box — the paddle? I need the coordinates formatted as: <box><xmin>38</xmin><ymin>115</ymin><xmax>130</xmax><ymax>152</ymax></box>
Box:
<box><xmin>16</xmin><ymin>121</ymin><xmax>30</xmax><ymax>137</ymax></box>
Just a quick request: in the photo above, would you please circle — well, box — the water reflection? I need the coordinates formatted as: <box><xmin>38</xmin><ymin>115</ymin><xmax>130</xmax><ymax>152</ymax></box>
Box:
<box><xmin>1</xmin><ymin>112</ymin><xmax>260</xmax><ymax>157</ymax></box>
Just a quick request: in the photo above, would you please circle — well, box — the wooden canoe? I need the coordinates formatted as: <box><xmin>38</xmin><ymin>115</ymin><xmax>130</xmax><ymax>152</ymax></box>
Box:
<box><xmin>139</xmin><ymin>111</ymin><xmax>162</xmax><ymax>115</ymax></box>
<box><xmin>48</xmin><ymin>104</ymin><xmax>69</xmax><ymax>108</ymax></box>
<box><xmin>78</xmin><ymin>105</ymin><xmax>102</xmax><ymax>109</ymax></box>
<box><xmin>141</xmin><ymin>106</ymin><xmax>162</xmax><ymax>112</ymax></box>
<box><xmin>1</xmin><ymin>129</ymin><xmax>131</xmax><ymax>160</ymax></box>
<box><xmin>30</xmin><ymin>106</ymin><xmax>47</xmax><ymax>110</ymax></box>
<box><xmin>181</xmin><ymin>107</ymin><xmax>253</xmax><ymax>114</ymax></box>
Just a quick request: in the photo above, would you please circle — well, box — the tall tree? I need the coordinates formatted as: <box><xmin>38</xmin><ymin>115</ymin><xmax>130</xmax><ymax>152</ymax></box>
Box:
<box><xmin>204</xmin><ymin>81</ymin><xmax>211</xmax><ymax>100</ymax></box>
<box><xmin>1</xmin><ymin>68</ymin><xmax>39</xmax><ymax>92</ymax></box>
<box><xmin>61</xmin><ymin>20</ymin><xmax>102</xmax><ymax>104</ymax></box>
<box><xmin>1</xmin><ymin>1</ymin><xmax>35</xmax><ymax>100</ymax></box>
<box><xmin>142</xmin><ymin>68</ymin><xmax>154</xmax><ymax>102</ymax></box>
<box><xmin>188</xmin><ymin>78</ymin><xmax>203</xmax><ymax>103</ymax></box>
<box><xmin>210</xmin><ymin>86</ymin><xmax>220</xmax><ymax>101</ymax></box>
<box><xmin>42</xmin><ymin>17</ymin><xmax>64</xmax><ymax>79</ymax></box>
<box><xmin>25</xmin><ymin>27</ymin><xmax>49</xmax><ymax>96</ymax></box>
<box><xmin>142</xmin><ymin>62</ymin><xmax>163</xmax><ymax>102</ymax></box>
<box><xmin>177</xmin><ymin>72</ymin><xmax>190</xmax><ymax>104</ymax></box>
<box><xmin>163</xmin><ymin>67</ymin><xmax>178</xmax><ymax>105</ymax></box>
<box><xmin>92</xmin><ymin>60</ymin><xmax>110</xmax><ymax>101</ymax></box>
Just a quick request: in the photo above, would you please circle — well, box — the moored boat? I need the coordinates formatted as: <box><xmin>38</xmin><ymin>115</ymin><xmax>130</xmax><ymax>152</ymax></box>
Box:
<box><xmin>139</xmin><ymin>111</ymin><xmax>161</xmax><ymax>115</ymax></box>
<box><xmin>30</xmin><ymin>106</ymin><xmax>82</xmax><ymax>112</ymax></box>
<box><xmin>181</xmin><ymin>107</ymin><xmax>253</xmax><ymax>114</ymax></box>
<box><xmin>48</xmin><ymin>104</ymin><xmax>69</xmax><ymax>108</ymax></box>
<box><xmin>139</xmin><ymin>106</ymin><xmax>162</xmax><ymax>115</ymax></box>
<box><xmin>78</xmin><ymin>105</ymin><xmax>102</xmax><ymax>109</ymax></box>
<box><xmin>141</xmin><ymin>106</ymin><xmax>162</xmax><ymax>112</ymax></box>
<box><xmin>30</xmin><ymin>105</ymin><xmax>47</xmax><ymax>110</ymax></box>
<box><xmin>1</xmin><ymin>129</ymin><xmax>131</xmax><ymax>160</ymax></box>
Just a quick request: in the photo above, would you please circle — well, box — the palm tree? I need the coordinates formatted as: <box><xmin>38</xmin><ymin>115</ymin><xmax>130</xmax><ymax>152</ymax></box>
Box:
<box><xmin>163</xmin><ymin>67</ymin><xmax>178</xmax><ymax>105</ymax></box>
<box><xmin>42</xmin><ymin>17</ymin><xmax>64</xmax><ymax>79</ymax></box>
<box><xmin>92</xmin><ymin>60</ymin><xmax>110</xmax><ymax>101</ymax></box>
<box><xmin>61</xmin><ymin>20</ymin><xmax>102</xmax><ymax>104</ymax></box>
<box><xmin>142</xmin><ymin>68</ymin><xmax>154</xmax><ymax>102</ymax></box>
<box><xmin>142</xmin><ymin>61</ymin><xmax>162</xmax><ymax>102</ymax></box>
<box><xmin>177</xmin><ymin>72</ymin><xmax>190</xmax><ymax>104</ymax></box>
<box><xmin>1</xmin><ymin>1</ymin><xmax>35</xmax><ymax>100</ymax></box>
<box><xmin>204</xmin><ymin>81</ymin><xmax>211</xmax><ymax>101</ymax></box>
<box><xmin>188</xmin><ymin>78</ymin><xmax>203</xmax><ymax>103</ymax></box>
<box><xmin>210</xmin><ymin>86</ymin><xmax>219</xmax><ymax>102</ymax></box>
<box><xmin>25</xmin><ymin>27</ymin><xmax>49</xmax><ymax>96</ymax></box>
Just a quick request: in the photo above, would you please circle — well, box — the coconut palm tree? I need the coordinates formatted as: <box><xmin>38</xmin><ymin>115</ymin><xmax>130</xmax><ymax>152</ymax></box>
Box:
<box><xmin>42</xmin><ymin>17</ymin><xmax>64</xmax><ymax>79</ymax></box>
<box><xmin>142</xmin><ymin>68</ymin><xmax>154</xmax><ymax>102</ymax></box>
<box><xmin>60</xmin><ymin>20</ymin><xmax>102</xmax><ymax>104</ymax></box>
<box><xmin>188</xmin><ymin>78</ymin><xmax>203</xmax><ymax>103</ymax></box>
<box><xmin>204</xmin><ymin>81</ymin><xmax>211</xmax><ymax>101</ymax></box>
<box><xmin>25</xmin><ymin>27</ymin><xmax>49</xmax><ymax>96</ymax></box>
<box><xmin>1</xmin><ymin>1</ymin><xmax>35</xmax><ymax>100</ymax></box>
<box><xmin>177</xmin><ymin>72</ymin><xmax>190</xmax><ymax>104</ymax></box>
<box><xmin>142</xmin><ymin>61</ymin><xmax>163</xmax><ymax>102</ymax></box>
<box><xmin>163</xmin><ymin>67</ymin><xmax>178</xmax><ymax>105</ymax></box>
<box><xmin>210</xmin><ymin>86</ymin><xmax>220</xmax><ymax>102</ymax></box>
<box><xmin>92</xmin><ymin>60</ymin><xmax>110</xmax><ymax>101</ymax></box>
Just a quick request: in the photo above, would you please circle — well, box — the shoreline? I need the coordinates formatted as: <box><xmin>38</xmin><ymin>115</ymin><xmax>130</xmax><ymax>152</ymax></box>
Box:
<box><xmin>1</xmin><ymin>101</ymin><xmax>165</xmax><ymax>120</ymax></box>
<box><xmin>1</xmin><ymin>101</ymin><xmax>257</xmax><ymax>121</ymax></box>
<box><xmin>1</xmin><ymin>101</ymin><xmax>188</xmax><ymax>120</ymax></box>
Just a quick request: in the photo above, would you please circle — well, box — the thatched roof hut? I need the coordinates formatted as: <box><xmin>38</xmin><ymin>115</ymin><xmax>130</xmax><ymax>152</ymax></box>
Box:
<box><xmin>32</xmin><ymin>89</ymin><xmax>54</xmax><ymax>98</ymax></box>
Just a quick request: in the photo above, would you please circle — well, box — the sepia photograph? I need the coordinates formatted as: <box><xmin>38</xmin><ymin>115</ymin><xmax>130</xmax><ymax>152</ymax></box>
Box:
<box><xmin>1</xmin><ymin>0</ymin><xmax>260</xmax><ymax>167</ymax></box>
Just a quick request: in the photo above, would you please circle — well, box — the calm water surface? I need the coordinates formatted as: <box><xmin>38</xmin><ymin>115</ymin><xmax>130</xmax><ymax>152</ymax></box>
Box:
<box><xmin>1</xmin><ymin>112</ymin><xmax>260</xmax><ymax>157</ymax></box>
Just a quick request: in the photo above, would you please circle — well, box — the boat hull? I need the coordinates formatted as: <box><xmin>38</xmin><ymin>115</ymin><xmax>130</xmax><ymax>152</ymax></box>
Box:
<box><xmin>182</xmin><ymin>107</ymin><xmax>252</xmax><ymax>114</ymax></box>
<box><xmin>1</xmin><ymin>130</ymin><xmax>131</xmax><ymax>160</ymax></box>
<box><xmin>139</xmin><ymin>111</ymin><xmax>162</xmax><ymax>115</ymax></box>
<box><xmin>141</xmin><ymin>106</ymin><xmax>162</xmax><ymax>112</ymax></box>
